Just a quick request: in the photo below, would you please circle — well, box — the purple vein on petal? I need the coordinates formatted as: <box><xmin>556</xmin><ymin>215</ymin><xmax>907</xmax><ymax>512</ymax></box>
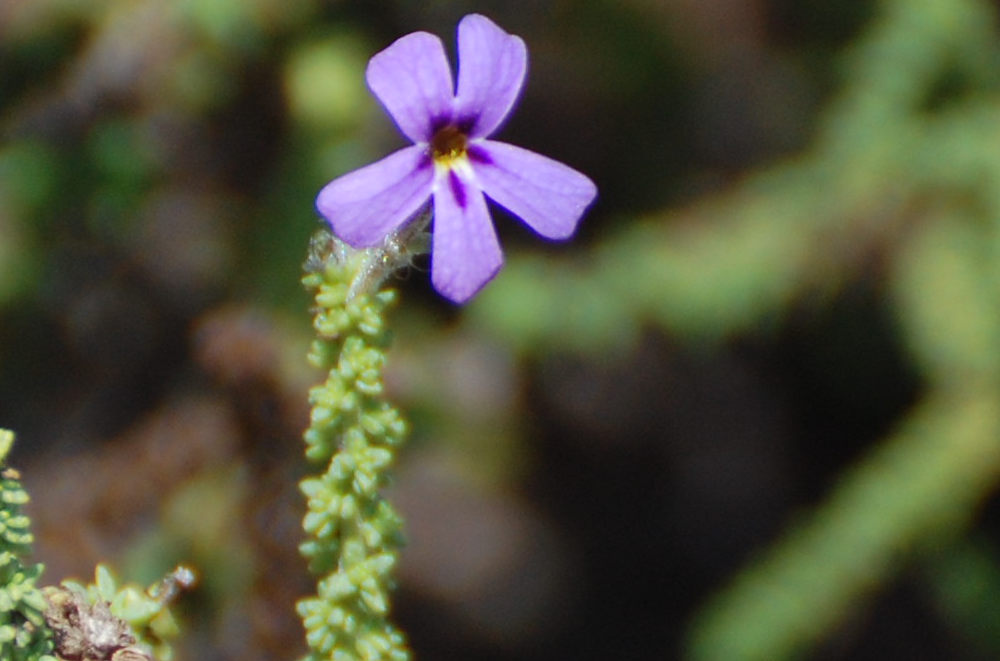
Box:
<box><xmin>448</xmin><ymin>169</ymin><xmax>467</xmax><ymax>210</ymax></box>
<box><xmin>316</xmin><ymin>145</ymin><xmax>434</xmax><ymax>247</ymax></box>
<box><xmin>431</xmin><ymin>171</ymin><xmax>502</xmax><ymax>303</ymax></box>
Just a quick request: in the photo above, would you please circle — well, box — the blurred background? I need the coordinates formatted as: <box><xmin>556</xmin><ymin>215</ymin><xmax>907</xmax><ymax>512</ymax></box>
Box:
<box><xmin>4</xmin><ymin>0</ymin><xmax>1000</xmax><ymax>659</ymax></box>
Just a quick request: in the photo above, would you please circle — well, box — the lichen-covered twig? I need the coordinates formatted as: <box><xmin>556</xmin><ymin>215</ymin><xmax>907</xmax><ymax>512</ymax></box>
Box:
<box><xmin>0</xmin><ymin>431</ymin><xmax>190</xmax><ymax>661</ymax></box>
<box><xmin>52</xmin><ymin>564</ymin><xmax>192</xmax><ymax>661</ymax></box>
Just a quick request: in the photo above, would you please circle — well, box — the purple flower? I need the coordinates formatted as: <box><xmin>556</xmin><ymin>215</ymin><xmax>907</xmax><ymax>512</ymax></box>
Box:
<box><xmin>316</xmin><ymin>14</ymin><xmax>597</xmax><ymax>303</ymax></box>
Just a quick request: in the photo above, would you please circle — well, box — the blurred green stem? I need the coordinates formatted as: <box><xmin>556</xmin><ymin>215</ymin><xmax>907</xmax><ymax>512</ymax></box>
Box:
<box><xmin>686</xmin><ymin>387</ymin><xmax>1000</xmax><ymax>660</ymax></box>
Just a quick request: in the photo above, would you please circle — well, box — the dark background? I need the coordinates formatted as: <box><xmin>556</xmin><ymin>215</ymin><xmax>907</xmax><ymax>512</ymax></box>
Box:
<box><xmin>3</xmin><ymin>0</ymin><xmax>1000</xmax><ymax>659</ymax></box>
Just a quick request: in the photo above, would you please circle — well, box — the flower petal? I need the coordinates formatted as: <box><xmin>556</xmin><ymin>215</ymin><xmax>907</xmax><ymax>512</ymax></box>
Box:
<box><xmin>366</xmin><ymin>31</ymin><xmax>455</xmax><ymax>143</ymax></box>
<box><xmin>316</xmin><ymin>145</ymin><xmax>434</xmax><ymax>247</ymax></box>
<box><xmin>470</xmin><ymin>140</ymin><xmax>597</xmax><ymax>239</ymax></box>
<box><xmin>454</xmin><ymin>14</ymin><xmax>527</xmax><ymax>139</ymax></box>
<box><xmin>430</xmin><ymin>166</ymin><xmax>502</xmax><ymax>303</ymax></box>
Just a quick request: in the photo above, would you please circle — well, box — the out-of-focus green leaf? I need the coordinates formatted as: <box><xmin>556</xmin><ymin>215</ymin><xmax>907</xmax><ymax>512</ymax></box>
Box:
<box><xmin>285</xmin><ymin>34</ymin><xmax>371</xmax><ymax>132</ymax></box>
<box><xmin>687</xmin><ymin>388</ymin><xmax>1000</xmax><ymax>661</ymax></box>
<box><xmin>891</xmin><ymin>215</ymin><xmax>1000</xmax><ymax>384</ymax></box>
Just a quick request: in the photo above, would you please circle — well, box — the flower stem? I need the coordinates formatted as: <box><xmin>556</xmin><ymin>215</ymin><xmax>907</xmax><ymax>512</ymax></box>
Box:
<box><xmin>297</xmin><ymin>231</ymin><xmax>411</xmax><ymax>661</ymax></box>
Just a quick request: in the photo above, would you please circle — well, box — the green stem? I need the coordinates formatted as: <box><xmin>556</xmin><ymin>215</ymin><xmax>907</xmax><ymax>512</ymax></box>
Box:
<box><xmin>297</xmin><ymin>231</ymin><xmax>411</xmax><ymax>661</ymax></box>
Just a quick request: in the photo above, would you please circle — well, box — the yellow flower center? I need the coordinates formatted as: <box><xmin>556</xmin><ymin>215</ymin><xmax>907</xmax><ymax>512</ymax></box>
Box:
<box><xmin>430</xmin><ymin>125</ymin><xmax>468</xmax><ymax>165</ymax></box>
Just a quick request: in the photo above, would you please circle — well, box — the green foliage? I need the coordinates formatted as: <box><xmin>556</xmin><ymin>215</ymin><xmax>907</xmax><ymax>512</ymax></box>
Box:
<box><xmin>686</xmin><ymin>390</ymin><xmax>1000</xmax><ymax>660</ymax></box>
<box><xmin>0</xmin><ymin>433</ymin><xmax>184</xmax><ymax>661</ymax></box>
<box><xmin>466</xmin><ymin>0</ymin><xmax>1000</xmax><ymax>658</ymax></box>
<box><xmin>0</xmin><ymin>430</ymin><xmax>56</xmax><ymax>661</ymax></box>
<box><xmin>6</xmin><ymin>0</ymin><xmax>1000</xmax><ymax>656</ymax></box>
<box><xmin>297</xmin><ymin>232</ymin><xmax>410</xmax><ymax>661</ymax></box>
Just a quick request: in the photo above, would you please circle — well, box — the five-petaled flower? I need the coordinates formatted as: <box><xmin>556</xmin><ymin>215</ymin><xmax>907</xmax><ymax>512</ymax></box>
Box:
<box><xmin>316</xmin><ymin>14</ymin><xmax>597</xmax><ymax>303</ymax></box>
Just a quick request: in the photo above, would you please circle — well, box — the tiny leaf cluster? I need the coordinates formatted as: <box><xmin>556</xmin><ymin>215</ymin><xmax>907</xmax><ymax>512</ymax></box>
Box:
<box><xmin>56</xmin><ymin>565</ymin><xmax>187</xmax><ymax>661</ymax></box>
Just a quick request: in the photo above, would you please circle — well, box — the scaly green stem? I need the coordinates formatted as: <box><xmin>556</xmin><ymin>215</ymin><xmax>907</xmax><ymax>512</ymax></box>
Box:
<box><xmin>0</xmin><ymin>430</ymin><xmax>56</xmax><ymax>661</ymax></box>
<box><xmin>297</xmin><ymin>230</ymin><xmax>412</xmax><ymax>661</ymax></box>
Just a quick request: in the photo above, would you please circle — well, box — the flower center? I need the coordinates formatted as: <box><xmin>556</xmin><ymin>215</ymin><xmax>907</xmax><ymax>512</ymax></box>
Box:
<box><xmin>430</xmin><ymin>125</ymin><xmax>468</xmax><ymax>164</ymax></box>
